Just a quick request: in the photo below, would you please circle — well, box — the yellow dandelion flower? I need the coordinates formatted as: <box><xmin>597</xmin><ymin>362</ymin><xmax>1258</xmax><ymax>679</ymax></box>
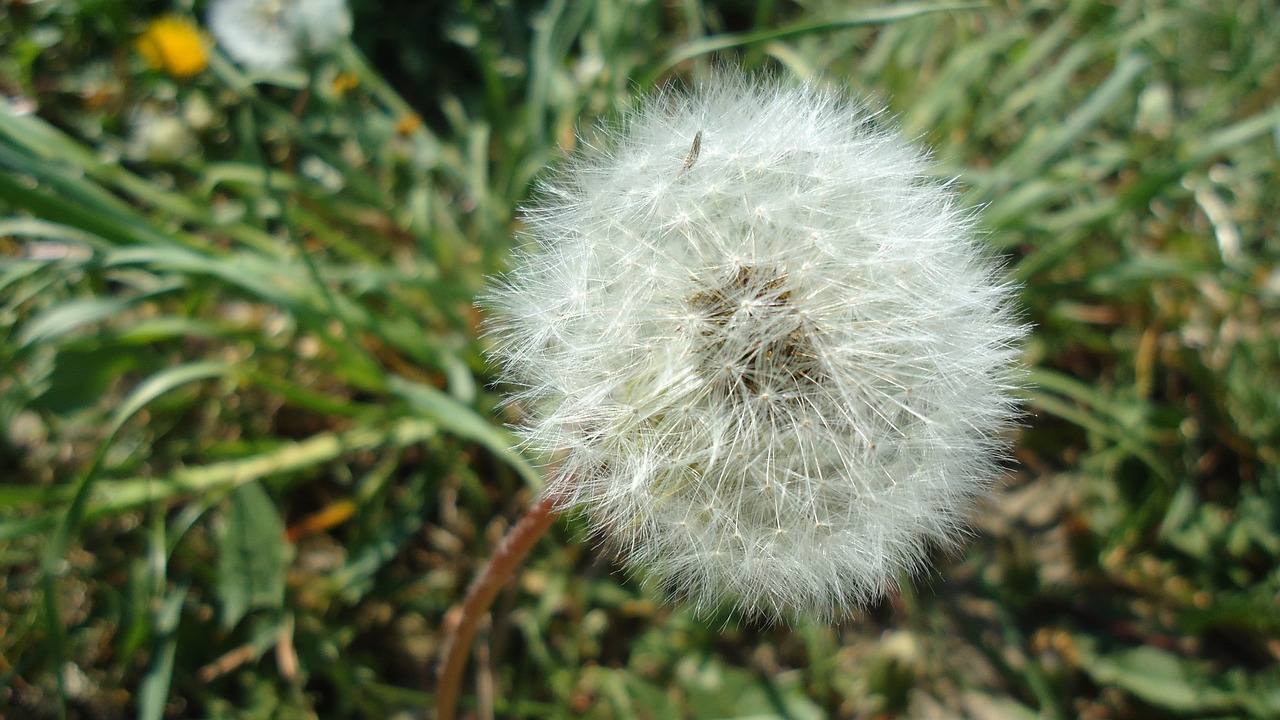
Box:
<box><xmin>136</xmin><ymin>16</ymin><xmax>209</xmax><ymax>79</ymax></box>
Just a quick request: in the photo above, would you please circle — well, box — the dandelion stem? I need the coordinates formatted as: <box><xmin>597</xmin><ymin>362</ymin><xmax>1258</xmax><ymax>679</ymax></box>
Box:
<box><xmin>435</xmin><ymin>494</ymin><xmax>559</xmax><ymax>720</ymax></box>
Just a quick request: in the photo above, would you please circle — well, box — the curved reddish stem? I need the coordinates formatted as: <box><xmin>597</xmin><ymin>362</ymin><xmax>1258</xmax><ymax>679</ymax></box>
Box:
<box><xmin>435</xmin><ymin>494</ymin><xmax>559</xmax><ymax>720</ymax></box>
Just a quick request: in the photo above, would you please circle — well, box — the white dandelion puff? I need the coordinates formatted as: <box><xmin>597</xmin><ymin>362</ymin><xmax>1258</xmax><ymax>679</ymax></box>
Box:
<box><xmin>207</xmin><ymin>0</ymin><xmax>352</xmax><ymax>71</ymax></box>
<box><xmin>483</xmin><ymin>75</ymin><xmax>1026</xmax><ymax>621</ymax></box>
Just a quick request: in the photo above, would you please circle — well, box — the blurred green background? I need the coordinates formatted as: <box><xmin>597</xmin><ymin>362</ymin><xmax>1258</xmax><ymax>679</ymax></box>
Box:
<box><xmin>2</xmin><ymin>0</ymin><xmax>1278</xmax><ymax>718</ymax></box>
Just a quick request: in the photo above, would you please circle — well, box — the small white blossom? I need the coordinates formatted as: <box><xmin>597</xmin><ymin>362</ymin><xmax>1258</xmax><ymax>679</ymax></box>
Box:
<box><xmin>484</xmin><ymin>76</ymin><xmax>1025</xmax><ymax>620</ymax></box>
<box><xmin>207</xmin><ymin>0</ymin><xmax>352</xmax><ymax>71</ymax></box>
<box><xmin>126</xmin><ymin>107</ymin><xmax>198</xmax><ymax>162</ymax></box>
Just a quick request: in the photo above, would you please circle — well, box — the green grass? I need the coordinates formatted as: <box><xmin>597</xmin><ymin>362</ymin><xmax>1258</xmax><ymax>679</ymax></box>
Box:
<box><xmin>2</xmin><ymin>0</ymin><xmax>1278</xmax><ymax>717</ymax></box>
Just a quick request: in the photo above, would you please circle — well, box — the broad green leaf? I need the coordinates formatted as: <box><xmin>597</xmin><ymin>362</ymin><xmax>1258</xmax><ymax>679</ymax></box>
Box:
<box><xmin>1078</xmin><ymin>645</ymin><xmax>1235</xmax><ymax>713</ymax></box>
<box><xmin>33</xmin><ymin>345</ymin><xmax>158</xmax><ymax>416</ymax></box>
<box><xmin>217</xmin><ymin>481</ymin><xmax>288</xmax><ymax>629</ymax></box>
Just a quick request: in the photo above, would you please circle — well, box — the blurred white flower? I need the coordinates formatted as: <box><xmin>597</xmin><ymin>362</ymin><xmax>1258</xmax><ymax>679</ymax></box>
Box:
<box><xmin>207</xmin><ymin>0</ymin><xmax>352</xmax><ymax>71</ymax></box>
<box><xmin>484</xmin><ymin>76</ymin><xmax>1025</xmax><ymax>620</ymax></box>
<box><xmin>127</xmin><ymin>107</ymin><xmax>198</xmax><ymax>162</ymax></box>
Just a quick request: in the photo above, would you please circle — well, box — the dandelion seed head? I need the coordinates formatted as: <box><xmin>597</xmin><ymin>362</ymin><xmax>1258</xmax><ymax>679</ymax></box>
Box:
<box><xmin>207</xmin><ymin>0</ymin><xmax>351</xmax><ymax>71</ymax></box>
<box><xmin>127</xmin><ymin>107</ymin><xmax>199</xmax><ymax>163</ymax></box>
<box><xmin>484</xmin><ymin>75</ymin><xmax>1025</xmax><ymax>621</ymax></box>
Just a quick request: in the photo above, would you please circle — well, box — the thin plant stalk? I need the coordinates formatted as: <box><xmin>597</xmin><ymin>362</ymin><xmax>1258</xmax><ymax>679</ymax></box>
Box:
<box><xmin>435</xmin><ymin>494</ymin><xmax>560</xmax><ymax>720</ymax></box>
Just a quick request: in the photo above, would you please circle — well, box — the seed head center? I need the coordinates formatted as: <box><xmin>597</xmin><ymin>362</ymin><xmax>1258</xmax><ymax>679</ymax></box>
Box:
<box><xmin>686</xmin><ymin>265</ymin><xmax>823</xmax><ymax>404</ymax></box>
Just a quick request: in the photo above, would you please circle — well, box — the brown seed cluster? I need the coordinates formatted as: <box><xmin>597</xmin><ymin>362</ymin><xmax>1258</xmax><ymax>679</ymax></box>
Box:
<box><xmin>687</xmin><ymin>265</ymin><xmax>824</xmax><ymax>408</ymax></box>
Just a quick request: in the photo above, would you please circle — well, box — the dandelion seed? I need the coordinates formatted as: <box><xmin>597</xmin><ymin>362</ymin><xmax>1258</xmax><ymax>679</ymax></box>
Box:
<box><xmin>136</xmin><ymin>16</ymin><xmax>209</xmax><ymax>79</ymax></box>
<box><xmin>484</xmin><ymin>75</ymin><xmax>1026</xmax><ymax>620</ymax></box>
<box><xmin>680</xmin><ymin>130</ymin><xmax>703</xmax><ymax>174</ymax></box>
<box><xmin>206</xmin><ymin>0</ymin><xmax>352</xmax><ymax>71</ymax></box>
